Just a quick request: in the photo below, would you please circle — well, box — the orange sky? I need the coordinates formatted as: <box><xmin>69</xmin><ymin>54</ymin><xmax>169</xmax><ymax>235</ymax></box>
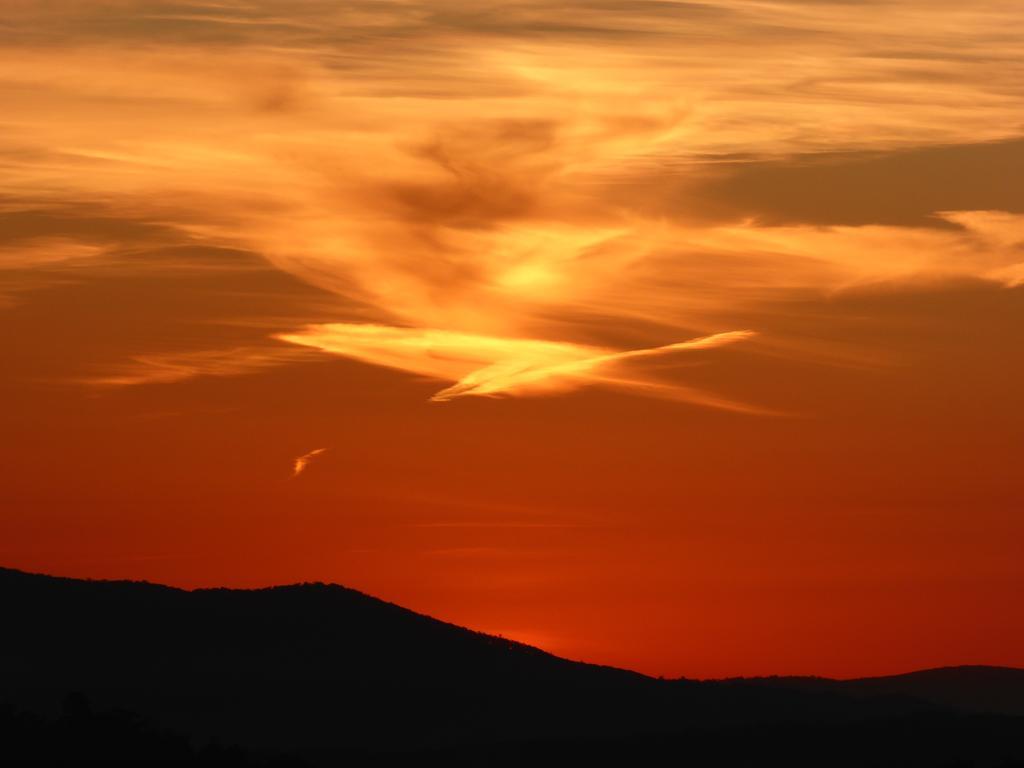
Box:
<box><xmin>1</xmin><ymin>0</ymin><xmax>1022</xmax><ymax>679</ymax></box>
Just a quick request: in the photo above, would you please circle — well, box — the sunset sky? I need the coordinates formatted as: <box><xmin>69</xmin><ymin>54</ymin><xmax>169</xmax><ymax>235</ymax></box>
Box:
<box><xmin>1</xmin><ymin>0</ymin><xmax>1022</xmax><ymax>679</ymax></box>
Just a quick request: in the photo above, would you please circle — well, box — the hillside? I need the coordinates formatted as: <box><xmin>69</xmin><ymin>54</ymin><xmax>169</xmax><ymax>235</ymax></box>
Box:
<box><xmin>3</xmin><ymin>566</ymin><xmax>1023</xmax><ymax>766</ymax></box>
<box><xmin>726</xmin><ymin>667</ymin><xmax>1024</xmax><ymax>717</ymax></box>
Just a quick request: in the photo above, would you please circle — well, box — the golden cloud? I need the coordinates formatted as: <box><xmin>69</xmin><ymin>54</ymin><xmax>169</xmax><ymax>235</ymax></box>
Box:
<box><xmin>2</xmin><ymin>1</ymin><xmax>1022</xmax><ymax>399</ymax></box>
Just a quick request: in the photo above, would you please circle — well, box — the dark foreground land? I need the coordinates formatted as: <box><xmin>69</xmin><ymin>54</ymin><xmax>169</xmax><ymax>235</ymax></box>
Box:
<box><xmin>3</xmin><ymin>566</ymin><xmax>1023</xmax><ymax>767</ymax></box>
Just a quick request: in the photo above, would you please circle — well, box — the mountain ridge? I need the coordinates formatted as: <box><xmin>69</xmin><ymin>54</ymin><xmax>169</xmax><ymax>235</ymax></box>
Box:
<box><xmin>6</xmin><ymin>565</ymin><xmax>1018</xmax><ymax>687</ymax></box>
<box><xmin>4</xmin><ymin>565</ymin><xmax>1024</xmax><ymax>766</ymax></box>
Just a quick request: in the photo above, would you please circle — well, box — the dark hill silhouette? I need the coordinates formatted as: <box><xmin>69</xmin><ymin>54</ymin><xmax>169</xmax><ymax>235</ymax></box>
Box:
<box><xmin>3</xmin><ymin>566</ymin><xmax>1024</xmax><ymax>766</ymax></box>
<box><xmin>1</xmin><ymin>566</ymin><xmax>642</xmax><ymax>689</ymax></box>
<box><xmin>723</xmin><ymin>666</ymin><xmax>1024</xmax><ymax>716</ymax></box>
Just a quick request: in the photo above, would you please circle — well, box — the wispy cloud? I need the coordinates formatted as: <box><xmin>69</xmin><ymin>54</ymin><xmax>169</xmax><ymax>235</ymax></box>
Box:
<box><xmin>278</xmin><ymin>324</ymin><xmax>760</xmax><ymax>409</ymax></box>
<box><xmin>291</xmin><ymin>447</ymin><xmax>327</xmax><ymax>478</ymax></box>
<box><xmin>2</xmin><ymin>1</ymin><xmax>1023</xmax><ymax>401</ymax></box>
<box><xmin>0</xmin><ymin>237</ymin><xmax>105</xmax><ymax>269</ymax></box>
<box><xmin>430</xmin><ymin>330</ymin><xmax>757</xmax><ymax>404</ymax></box>
<box><xmin>88</xmin><ymin>345</ymin><xmax>312</xmax><ymax>386</ymax></box>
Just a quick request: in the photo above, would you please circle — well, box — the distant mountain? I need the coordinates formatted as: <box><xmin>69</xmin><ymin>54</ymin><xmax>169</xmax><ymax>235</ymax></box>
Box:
<box><xmin>3</xmin><ymin>566</ymin><xmax>1023</xmax><ymax>767</ymax></box>
<box><xmin>724</xmin><ymin>666</ymin><xmax>1024</xmax><ymax>716</ymax></box>
<box><xmin>0</xmin><ymin>565</ymin><xmax>640</xmax><ymax>689</ymax></box>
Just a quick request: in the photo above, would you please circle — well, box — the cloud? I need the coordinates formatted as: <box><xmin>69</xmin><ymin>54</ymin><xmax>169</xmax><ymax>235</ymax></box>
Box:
<box><xmin>430</xmin><ymin>330</ymin><xmax>756</xmax><ymax>402</ymax></box>
<box><xmin>0</xmin><ymin>237</ymin><xmax>105</xmax><ymax>269</ymax></box>
<box><xmin>277</xmin><ymin>324</ymin><xmax>760</xmax><ymax>409</ymax></box>
<box><xmin>292</xmin><ymin>447</ymin><xmax>327</xmax><ymax>478</ymax></box>
<box><xmin>87</xmin><ymin>345</ymin><xmax>313</xmax><ymax>386</ymax></box>
<box><xmin>653</xmin><ymin>138</ymin><xmax>1024</xmax><ymax>229</ymax></box>
<box><xmin>2</xmin><ymin>1</ymin><xmax>1023</xmax><ymax>400</ymax></box>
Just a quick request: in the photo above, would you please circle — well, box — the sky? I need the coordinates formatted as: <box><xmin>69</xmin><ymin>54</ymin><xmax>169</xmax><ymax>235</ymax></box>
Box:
<box><xmin>1</xmin><ymin>0</ymin><xmax>1022</xmax><ymax>679</ymax></box>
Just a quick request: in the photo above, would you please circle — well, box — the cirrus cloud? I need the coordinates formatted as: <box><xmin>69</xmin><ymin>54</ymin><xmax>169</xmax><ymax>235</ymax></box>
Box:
<box><xmin>1</xmin><ymin>0</ymin><xmax>1022</xmax><ymax>402</ymax></box>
